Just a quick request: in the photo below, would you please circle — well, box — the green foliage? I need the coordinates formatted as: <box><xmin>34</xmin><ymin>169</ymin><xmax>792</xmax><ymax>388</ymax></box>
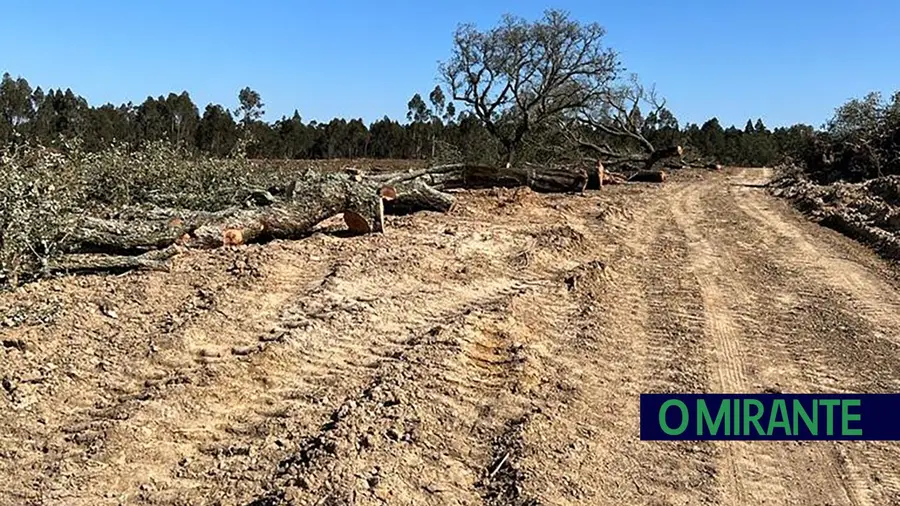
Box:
<box><xmin>237</xmin><ymin>87</ymin><xmax>265</xmax><ymax>127</ymax></box>
<box><xmin>196</xmin><ymin>104</ymin><xmax>240</xmax><ymax>156</ymax></box>
<box><xmin>0</xmin><ymin>137</ymin><xmax>297</xmax><ymax>286</ymax></box>
<box><xmin>799</xmin><ymin>91</ymin><xmax>900</xmax><ymax>183</ymax></box>
<box><xmin>0</xmin><ymin>68</ymin><xmax>824</xmax><ymax>168</ymax></box>
<box><xmin>0</xmin><ymin>73</ymin><xmax>35</xmax><ymax>137</ymax></box>
<box><xmin>0</xmin><ymin>141</ymin><xmax>81</xmax><ymax>284</ymax></box>
<box><xmin>75</xmin><ymin>140</ymin><xmax>257</xmax><ymax>211</ymax></box>
<box><xmin>439</xmin><ymin>9</ymin><xmax>620</xmax><ymax>165</ymax></box>
<box><xmin>675</xmin><ymin>117</ymin><xmax>813</xmax><ymax>167</ymax></box>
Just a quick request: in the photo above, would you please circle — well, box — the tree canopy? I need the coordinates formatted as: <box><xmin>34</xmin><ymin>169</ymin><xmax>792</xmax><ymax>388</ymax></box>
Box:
<box><xmin>440</xmin><ymin>9</ymin><xmax>620</xmax><ymax>165</ymax></box>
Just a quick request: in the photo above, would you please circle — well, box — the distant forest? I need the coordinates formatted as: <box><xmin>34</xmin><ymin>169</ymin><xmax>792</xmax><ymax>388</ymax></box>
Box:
<box><xmin>0</xmin><ymin>72</ymin><xmax>815</xmax><ymax>167</ymax></box>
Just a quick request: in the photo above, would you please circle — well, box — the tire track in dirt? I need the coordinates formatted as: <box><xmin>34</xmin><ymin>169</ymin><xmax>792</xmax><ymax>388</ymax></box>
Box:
<box><xmin>1</xmin><ymin>215</ymin><xmax>545</xmax><ymax>506</ymax></box>
<box><xmin>670</xmin><ymin>183</ymin><xmax>751</xmax><ymax>505</ymax></box>
<box><xmin>457</xmin><ymin>191</ymin><xmax>658</xmax><ymax>506</ymax></box>
<box><xmin>509</xmin><ymin>185</ymin><xmax>725</xmax><ymax>505</ymax></box>
<box><xmin>241</xmin><ymin>195</ymin><xmax>579</xmax><ymax>506</ymax></box>
<box><xmin>52</xmin><ymin>247</ymin><xmax>344</xmax><ymax>505</ymax></box>
<box><xmin>707</xmin><ymin>173</ymin><xmax>860</xmax><ymax>505</ymax></box>
<box><xmin>670</xmin><ymin>176</ymin><xmax>860</xmax><ymax>506</ymax></box>
<box><xmin>0</xmin><ymin>246</ymin><xmax>314</xmax><ymax>506</ymax></box>
<box><xmin>717</xmin><ymin>168</ymin><xmax>900</xmax><ymax>505</ymax></box>
<box><xmin>733</xmin><ymin>168</ymin><xmax>900</xmax><ymax>345</ymax></box>
<box><xmin>502</xmin><ymin>190</ymin><xmax>657</xmax><ymax>506</ymax></box>
<box><xmin>631</xmin><ymin>211</ymin><xmax>722</xmax><ymax>504</ymax></box>
<box><xmin>227</xmin><ymin>252</ymin><xmax>543</xmax><ymax>503</ymax></box>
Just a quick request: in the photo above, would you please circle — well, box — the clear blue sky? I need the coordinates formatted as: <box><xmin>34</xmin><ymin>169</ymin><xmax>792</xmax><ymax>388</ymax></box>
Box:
<box><xmin>1</xmin><ymin>1</ymin><xmax>897</xmax><ymax>129</ymax></box>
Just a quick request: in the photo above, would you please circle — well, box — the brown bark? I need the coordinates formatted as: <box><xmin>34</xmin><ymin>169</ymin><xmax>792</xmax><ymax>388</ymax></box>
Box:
<box><xmin>627</xmin><ymin>170</ymin><xmax>667</xmax><ymax>183</ymax></box>
<box><xmin>382</xmin><ymin>163</ymin><xmax>590</xmax><ymax>193</ymax></box>
<box><xmin>447</xmin><ymin>164</ymin><xmax>589</xmax><ymax>193</ymax></box>
<box><xmin>61</xmin><ymin>171</ymin><xmax>396</xmax><ymax>253</ymax></box>
<box><xmin>643</xmin><ymin>145</ymin><xmax>683</xmax><ymax>171</ymax></box>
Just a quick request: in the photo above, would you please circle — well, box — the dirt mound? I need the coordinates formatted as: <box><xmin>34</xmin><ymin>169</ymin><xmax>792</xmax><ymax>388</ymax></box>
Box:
<box><xmin>771</xmin><ymin>171</ymin><xmax>900</xmax><ymax>260</ymax></box>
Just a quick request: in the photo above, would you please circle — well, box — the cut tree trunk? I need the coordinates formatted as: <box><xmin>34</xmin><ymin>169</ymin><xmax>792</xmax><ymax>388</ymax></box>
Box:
<box><xmin>384</xmin><ymin>178</ymin><xmax>456</xmax><ymax>215</ymax></box>
<box><xmin>394</xmin><ymin>164</ymin><xmax>590</xmax><ymax>193</ymax></box>
<box><xmin>56</xmin><ymin>170</ymin><xmax>402</xmax><ymax>256</ymax></box>
<box><xmin>628</xmin><ymin>170</ymin><xmax>667</xmax><ymax>183</ymax></box>
<box><xmin>642</xmin><ymin>145</ymin><xmax>684</xmax><ymax>171</ymax></box>
<box><xmin>370</xmin><ymin>162</ymin><xmax>595</xmax><ymax>194</ymax></box>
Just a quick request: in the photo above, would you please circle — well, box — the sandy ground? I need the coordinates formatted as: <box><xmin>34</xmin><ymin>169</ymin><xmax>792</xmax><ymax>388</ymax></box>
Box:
<box><xmin>1</xmin><ymin>167</ymin><xmax>899</xmax><ymax>506</ymax></box>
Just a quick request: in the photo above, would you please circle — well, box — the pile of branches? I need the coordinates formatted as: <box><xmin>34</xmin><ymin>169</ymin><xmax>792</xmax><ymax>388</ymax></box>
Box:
<box><xmin>800</xmin><ymin>91</ymin><xmax>900</xmax><ymax>184</ymax></box>
<box><xmin>770</xmin><ymin>165</ymin><xmax>900</xmax><ymax>260</ymax></box>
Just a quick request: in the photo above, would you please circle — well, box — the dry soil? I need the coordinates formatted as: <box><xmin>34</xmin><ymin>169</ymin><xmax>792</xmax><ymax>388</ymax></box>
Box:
<box><xmin>1</xmin><ymin>167</ymin><xmax>899</xmax><ymax>505</ymax></box>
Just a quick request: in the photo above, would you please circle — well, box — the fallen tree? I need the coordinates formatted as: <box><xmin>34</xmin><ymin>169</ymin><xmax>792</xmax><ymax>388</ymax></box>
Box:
<box><xmin>385</xmin><ymin>163</ymin><xmax>592</xmax><ymax>193</ymax></box>
<box><xmin>370</xmin><ymin>159</ymin><xmax>660</xmax><ymax>195</ymax></box>
<box><xmin>59</xmin><ymin>170</ymin><xmax>402</xmax><ymax>255</ymax></box>
<box><xmin>2</xmin><ymin>170</ymin><xmax>424</xmax><ymax>282</ymax></box>
<box><xmin>4</xmin><ymin>157</ymin><xmax>670</xmax><ymax>284</ymax></box>
<box><xmin>60</xmin><ymin>161</ymin><xmax>659</xmax><ymax>254</ymax></box>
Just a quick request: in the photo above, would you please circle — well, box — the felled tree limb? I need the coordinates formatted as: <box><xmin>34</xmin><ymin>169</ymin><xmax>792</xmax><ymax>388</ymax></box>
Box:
<box><xmin>46</xmin><ymin>245</ymin><xmax>181</xmax><ymax>274</ymax></box>
<box><xmin>374</xmin><ymin>163</ymin><xmax>591</xmax><ymax>193</ymax></box>
<box><xmin>367</xmin><ymin>163</ymin><xmax>467</xmax><ymax>185</ymax></box>
<box><xmin>384</xmin><ymin>178</ymin><xmax>456</xmax><ymax>214</ymax></box>
<box><xmin>446</xmin><ymin>164</ymin><xmax>588</xmax><ymax>192</ymax></box>
<box><xmin>4</xmin><ymin>168</ymin><xmax>463</xmax><ymax>285</ymax></box>
<box><xmin>642</xmin><ymin>146</ymin><xmax>683</xmax><ymax>171</ymax></box>
<box><xmin>374</xmin><ymin>161</ymin><xmax>679</xmax><ymax>192</ymax></box>
<box><xmin>57</xmin><ymin>170</ymin><xmax>401</xmax><ymax>256</ymax></box>
<box><xmin>627</xmin><ymin>170</ymin><xmax>667</xmax><ymax>183</ymax></box>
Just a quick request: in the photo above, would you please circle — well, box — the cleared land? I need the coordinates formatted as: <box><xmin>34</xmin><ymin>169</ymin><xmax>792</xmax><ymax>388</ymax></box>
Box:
<box><xmin>1</xmin><ymin>167</ymin><xmax>899</xmax><ymax>505</ymax></box>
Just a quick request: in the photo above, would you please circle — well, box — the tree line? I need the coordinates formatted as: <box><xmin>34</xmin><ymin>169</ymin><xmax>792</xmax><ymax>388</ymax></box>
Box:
<box><xmin>1</xmin><ymin>70</ymin><xmax>815</xmax><ymax>168</ymax></box>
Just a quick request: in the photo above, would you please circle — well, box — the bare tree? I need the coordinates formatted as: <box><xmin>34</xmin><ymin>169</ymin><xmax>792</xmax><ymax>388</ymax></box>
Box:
<box><xmin>440</xmin><ymin>9</ymin><xmax>683</xmax><ymax>171</ymax></box>
<box><xmin>440</xmin><ymin>9</ymin><xmax>620</xmax><ymax>166</ymax></box>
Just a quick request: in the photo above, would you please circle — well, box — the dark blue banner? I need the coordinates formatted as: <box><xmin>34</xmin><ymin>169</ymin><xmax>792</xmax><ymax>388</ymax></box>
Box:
<box><xmin>640</xmin><ymin>393</ymin><xmax>900</xmax><ymax>440</ymax></box>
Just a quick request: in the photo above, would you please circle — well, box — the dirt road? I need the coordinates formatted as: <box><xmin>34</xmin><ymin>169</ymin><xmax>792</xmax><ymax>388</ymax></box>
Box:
<box><xmin>1</xmin><ymin>167</ymin><xmax>899</xmax><ymax>505</ymax></box>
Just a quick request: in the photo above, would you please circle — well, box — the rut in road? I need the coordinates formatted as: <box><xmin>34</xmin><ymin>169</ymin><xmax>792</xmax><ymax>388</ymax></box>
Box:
<box><xmin>1</xmin><ymin>169</ymin><xmax>899</xmax><ymax>506</ymax></box>
<box><xmin>508</xmin><ymin>168</ymin><xmax>900</xmax><ymax>506</ymax></box>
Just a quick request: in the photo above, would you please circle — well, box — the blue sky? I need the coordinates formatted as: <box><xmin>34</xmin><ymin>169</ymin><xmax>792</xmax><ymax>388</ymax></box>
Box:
<box><xmin>1</xmin><ymin>1</ymin><xmax>897</xmax><ymax>129</ymax></box>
